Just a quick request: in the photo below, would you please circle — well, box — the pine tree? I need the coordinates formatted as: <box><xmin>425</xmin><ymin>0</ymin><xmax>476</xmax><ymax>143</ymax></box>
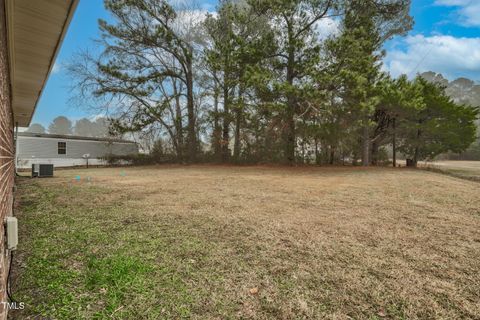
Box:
<box><xmin>325</xmin><ymin>0</ymin><xmax>412</xmax><ymax>166</ymax></box>
<box><xmin>398</xmin><ymin>78</ymin><xmax>478</xmax><ymax>165</ymax></box>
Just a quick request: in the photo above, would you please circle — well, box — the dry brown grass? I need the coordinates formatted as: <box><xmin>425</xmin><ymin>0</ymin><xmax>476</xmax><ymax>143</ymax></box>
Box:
<box><xmin>421</xmin><ymin>160</ymin><xmax>480</xmax><ymax>181</ymax></box>
<box><xmin>13</xmin><ymin>165</ymin><xmax>480</xmax><ymax>319</ymax></box>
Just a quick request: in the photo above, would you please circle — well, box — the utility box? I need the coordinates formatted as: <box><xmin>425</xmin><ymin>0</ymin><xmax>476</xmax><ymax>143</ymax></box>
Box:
<box><xmin>32</xmin><ymin>164</ymin><xmax>54</xmax><ymax>178</ymax></box>
<box><xmin>6</xmin><ymin>217</ymin><xmax>18</xmax><ymax>251</ymax></box>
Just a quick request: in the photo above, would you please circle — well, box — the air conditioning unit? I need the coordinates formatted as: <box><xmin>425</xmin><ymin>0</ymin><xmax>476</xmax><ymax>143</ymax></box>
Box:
<box><xmin>32</xmin><ymin>164</ymin><xmax>54</xmax><ymax>178</ymax></box>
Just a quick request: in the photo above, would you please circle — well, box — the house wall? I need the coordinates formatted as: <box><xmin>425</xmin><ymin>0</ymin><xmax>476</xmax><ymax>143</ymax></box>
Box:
<box><xmin>0</xmin><ymin>0</ymin><xmax>14</xmax><ymax>318</ymax></box>
<box><xmin>17</xmin><ymin>136</ymin><xmax>138</xmax><ymax>168</ymax></box>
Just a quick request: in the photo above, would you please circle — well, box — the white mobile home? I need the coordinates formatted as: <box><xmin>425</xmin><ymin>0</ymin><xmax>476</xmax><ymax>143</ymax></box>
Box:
<box><xmin>16</xmin><ymin>132</ymin><xmax>138</xmax><ymax>168</ymax></box>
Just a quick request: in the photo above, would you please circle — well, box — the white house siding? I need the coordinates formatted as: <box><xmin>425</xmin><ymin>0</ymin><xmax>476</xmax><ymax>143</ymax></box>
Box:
<box><xmin>17</xmin><ymin>158</ymin><xmax>109</xmax><ymax>169</ymax></box>
<box><xmin>16</xmin><ymin>135</ymin><xmax>138</xmax><ymax>168</ymax></box>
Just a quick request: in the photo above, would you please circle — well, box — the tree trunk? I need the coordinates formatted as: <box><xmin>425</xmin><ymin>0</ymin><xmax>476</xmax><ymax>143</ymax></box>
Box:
<box><xmin>392</xmin><ymin>117</ymin><xmax>396</xmax><ymax>167</ymax></box>
<box><xmin>212</xmin><ymin>84</ymin><xmax>221</xmax><ymax>160</ymax></box>
<box><xmin>362</xmin><ymin>125</ymin><xmax>369</xmax><ymax>166</ymax></box>
<box><xmin>352</xmin><ymin>152</ymin><xmax>358</xmax><ymax>166</ymax></box>
<box><xmin>233</xmin><ymin>108</ymin><xmax>241</xmax><ymax>162</ymax></box>
<box><xmin>329</xmin><ymin>146</ymin><xmax>335</xmax><ymax>165</ymax></box>
<box><xmin>406</xmin><ymin>158</ymin><xmax>417</xmax><ymax>167</ymax></box>
<box><xmin>222</xmin><ymin>84</ymin><xmax>230</xmax><ymax>162</ymax></box>
<box><xmin>301</xmin><ymin>139</ymin><xmax>306</xmax><ymax>163</ymax></box>
<box><xmin>186</xmin><ymin>58</ymin><xmax>196</xmax><ymax>162</ymax></box>
<box><xmin>265</xmin><ymin>127</ymin><xmax>272</xmax><ymax>161</ymax></box>
<box><xmin>285</xmin><ymin>112</ymin><xmax>295</xmax><ymax>164</ymax></box>
<box><xmin>173</xmin><ymin>79</ymin><xmax>183</xmax><ymax>161</ymax></box>
<box><xmin>233</xmin><ymin>84</ymin><xmax>244</xmax><ymax>163</ymax></box>
<box><xmin>411</xmin><ymin>127</ymin><xmax>422</xmax><ymax>168</ymax></box>
<box><xmin>370</xmin><ymin>141</ymin><xmax>378</xmax><ymax>165</ymax></box>
<box><xmin>284</xmin><ymin>28</ymin><xmax>296</xmax><ymax>165</ymax></box>
<box><xmin>413</xmin><ymin>147</ymin><xmax>419</xmax><ymax>166</ymax></box>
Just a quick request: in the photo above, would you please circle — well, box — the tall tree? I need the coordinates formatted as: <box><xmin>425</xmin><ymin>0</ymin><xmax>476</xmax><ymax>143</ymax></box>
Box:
<box><xmin>69</xmin><ymin>0</ymin><xmax>204</xmax><ymax>162</ymax></box>
<box><xmin>73</xmin><ymin>117</ymin><xmax>110</xmax><ymax>137</ymax></box>
<box><xmin>398</xmin><ymin>78</ymin><xmax>478</xmax><ymax>166</ymax></box>
<box><xmin>74</xmin><ymin>118</ymin><xmax>95</xmax><ymax>136</ymax></box>
<box><xmin>204</xmin><ymin>2</ymin><xmax>237</xmax><ymax>162</ymax></box>
<box><xmin>249</xmin><ymin>0</ymin><xmax>335</xmax><ymax>164</ymax></box>
<box><xmin>420</xmin><ymin>71</ymin><xmax>480</xmax><ymax>160</ymax></box>
<box><xmin>374</xmin><ymin>75</ymin><xmax>423</xmax><ymax>166</ymax></box>
<box><xmin>326</xmin><ymin>0</ymin><xmax>412</xmax><ymax>166</ymax></box>
<box><xmin>204</xmin><ymin>0</ymin><xmax>274</xmax><ymax>162</ymax></box>
<box><xmin>48</xmin><ymin>116</ymin><xmax>73</xmax><ymax>135</ymax></box>
<box><xmin>26</xmin><ymin>123</ymin><xmax>46</xmax><ymax>134</ymax></box>
<box><xmin>91</xmin><ymin>117</ymin><xmax>110</xmax><ymax>137</ymax></box>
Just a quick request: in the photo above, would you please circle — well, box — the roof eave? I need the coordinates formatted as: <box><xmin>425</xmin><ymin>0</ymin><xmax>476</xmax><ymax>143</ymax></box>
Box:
<box><xmin>6</xmin><ymin>0</ymin><xmax>80</xmax><ymax>127</ymax></box>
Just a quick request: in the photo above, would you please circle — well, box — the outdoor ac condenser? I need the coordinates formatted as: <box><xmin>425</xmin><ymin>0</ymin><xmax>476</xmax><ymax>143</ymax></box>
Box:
<box><xmin>32</xmin><ymin>164</ymin><xmax>54</xmax><ymax>178</ymax></box>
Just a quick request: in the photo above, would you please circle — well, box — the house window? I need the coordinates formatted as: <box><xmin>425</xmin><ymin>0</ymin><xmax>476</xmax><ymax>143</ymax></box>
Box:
<box><xmin>58</xmin><ymin>142</ymin><xmax>66</xmax><ymax>155</ymax></box>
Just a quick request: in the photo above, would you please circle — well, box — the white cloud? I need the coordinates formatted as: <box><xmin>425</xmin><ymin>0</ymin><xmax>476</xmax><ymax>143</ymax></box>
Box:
<box><xmin>315</xmin><ymin>17</ymin><xmax>340</xmax><ymax>40</ymax></box>
<box><xmin>436</xmin><ymin>0</ymin><xmax>472</xmax><ymax>4</ymax></box>
<box><xmin>435</xmin><ymin>0</ymin><xmax>480</xmax><ymax>27</ymax></box>
<box><xmin>176</xmin><ymin>9</ymin><xmax>211</xmax><ymax>24</ymax></box>
<box><xmin>383</xmin><ymin>34</ymin><xmax>480</xmax><ymax>80</ymax></box>
<box><xmin>89</xmin><ymin>113</ymin><xmax>108</xmax><ymax>121</ymax></box>
<box><xmin>172</xmin><ymin>9</ymin><xmax>213</xmax><ymax>45</ymax></box>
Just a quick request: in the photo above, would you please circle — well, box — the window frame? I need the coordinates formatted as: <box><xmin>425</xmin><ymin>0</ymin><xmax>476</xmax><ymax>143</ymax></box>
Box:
<box><xmin>58</xmin><ymin>141</ymin><xmax>67</xmax><ymax>155</ymax></box>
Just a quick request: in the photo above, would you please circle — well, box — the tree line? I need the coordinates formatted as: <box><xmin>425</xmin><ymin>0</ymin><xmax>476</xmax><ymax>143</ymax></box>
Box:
<box><xmin>69</xmin><ymin>0</ymin><xmax>479</xmax><ymax>166</ymax></box>
<box><xmin>27</xmin><ymin>116</ymin><xmax>110</xmax><ymax>137</ymax></box>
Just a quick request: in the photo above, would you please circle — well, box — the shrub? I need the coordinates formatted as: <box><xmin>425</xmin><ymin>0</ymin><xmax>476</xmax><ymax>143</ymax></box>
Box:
<box><xmin>101</xmin><ymin>153</ymin><xmax>177</xmax><ymax>166</ymax></box>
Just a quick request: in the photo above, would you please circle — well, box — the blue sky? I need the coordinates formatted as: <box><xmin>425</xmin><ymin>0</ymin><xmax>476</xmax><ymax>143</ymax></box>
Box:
<box><xmin>29</xmin><ymin>0</ymin><xmax>480</xmax><ymax>128</ymax></box>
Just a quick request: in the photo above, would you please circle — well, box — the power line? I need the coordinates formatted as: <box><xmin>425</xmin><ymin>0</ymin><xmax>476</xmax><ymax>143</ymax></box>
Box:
<box><xmin>408</xmin><ymin>43</ymin><xmax>434</xmax><ymax>78</ymax></box>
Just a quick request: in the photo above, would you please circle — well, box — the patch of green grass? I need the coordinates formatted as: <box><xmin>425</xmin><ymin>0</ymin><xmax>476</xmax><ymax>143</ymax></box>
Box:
<box><xmin>16</xmin><ymin>256</ymin><xmax>81</xmax><ymax>318</ymax></box>
<box><xmin>13</xmin><ymin>177</ymin><xmax>208</xmax><ymax>319</ymax></box>
<box><xmin>10</xmin><ymin>180</ymin><xmax>230</xmax><ymax>319</ymax></box>
<box><xmin>86</xmin><ymin>255</ymin><xmax>151</xmax><ymax>290</ymax></box>
<box><xmin>85</xmin><ymin>255</ymin><xmax>153</xmax><ymax>317</ymax></box>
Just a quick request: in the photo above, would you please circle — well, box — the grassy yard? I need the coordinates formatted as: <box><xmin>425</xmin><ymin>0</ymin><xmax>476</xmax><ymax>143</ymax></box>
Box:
<box><xmin>421</xmin><ymin>160</ymin><xmax>480</xmax><ymax>181</ymax></box>
<box><xmin>10</xmin><ymin>165</ymin><xmax>480</xmax><ymax>319</ymax></box>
